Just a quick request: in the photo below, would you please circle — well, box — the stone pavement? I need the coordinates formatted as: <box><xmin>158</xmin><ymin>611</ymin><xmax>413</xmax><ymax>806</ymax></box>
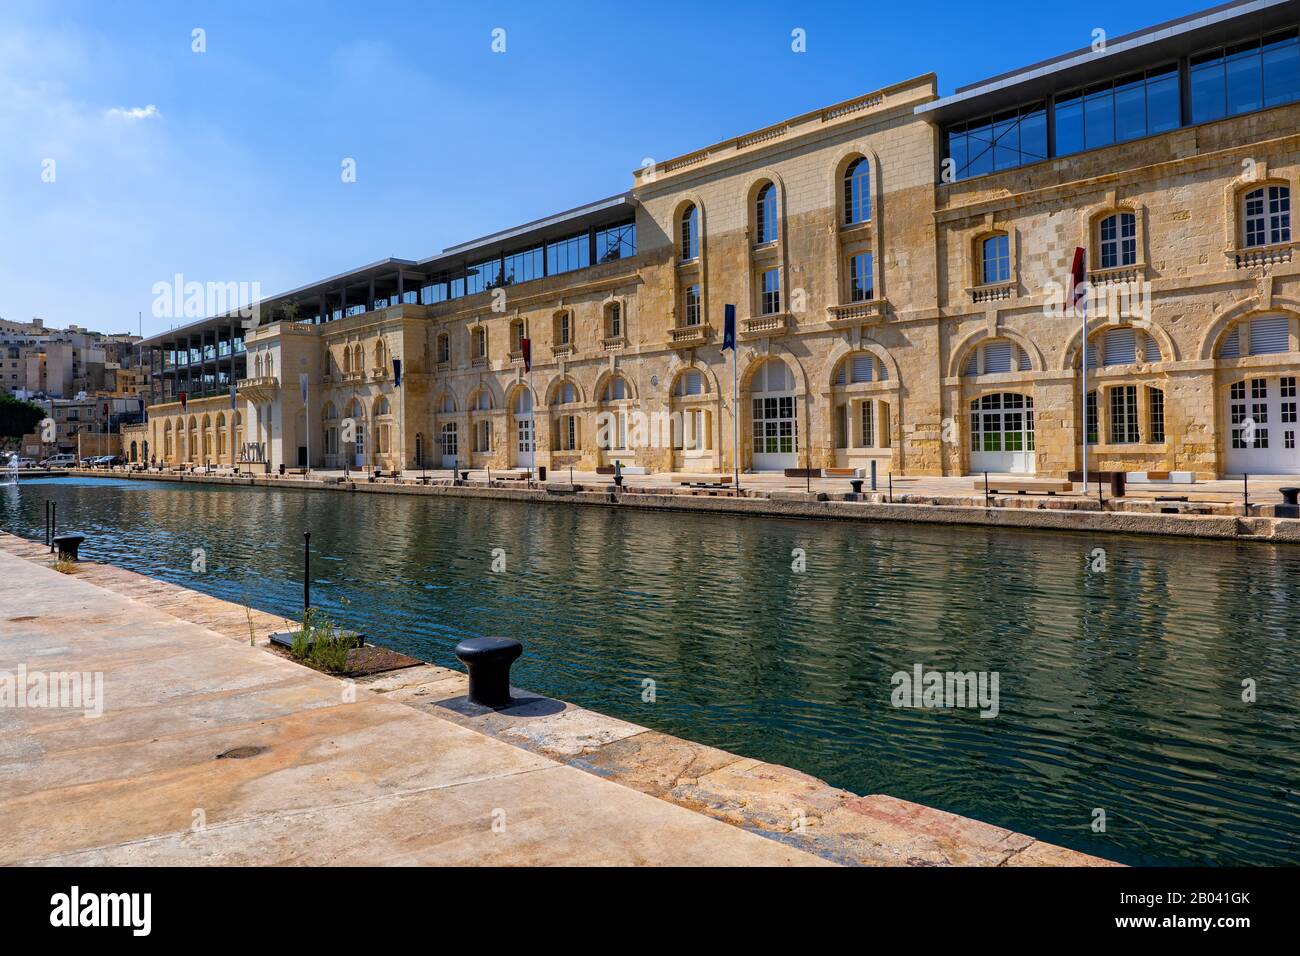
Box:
<box><xmin>0</xmin><ymin>534</ymin><xmax>1114</xmax><ymax>866</ymax></box>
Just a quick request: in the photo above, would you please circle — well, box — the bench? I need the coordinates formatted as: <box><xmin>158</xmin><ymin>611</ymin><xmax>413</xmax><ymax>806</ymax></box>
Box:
<box><xmin>784</xmin><ymin>468</ymin><xmax>822</xmax><ymax>479</ymax></box>
<box><xmin>975</xmin><ymin>479</ymin><xmax>1073</xmax><ymax>495</ymax></box>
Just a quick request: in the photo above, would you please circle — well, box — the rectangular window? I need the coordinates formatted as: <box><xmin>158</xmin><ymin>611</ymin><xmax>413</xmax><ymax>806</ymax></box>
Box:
<box><xmin>475</xmin><ymin>420</ymin><xmax>492</xmax><ymax>453</ymax></box>
<box><xmin>558</xmin><ymin>314</ymin><xmax>570</xmax><ymax>345</ymax></box>
<box><xmin>860</xmin><ymin>401</ymin><xmax>874</xmax><ymax>448</ymax></box>
<box><xmin>502</xmin><ymin>246</ymin><xmax>544</xmax><ymax>285</ymax></box>
<box><xmin>1109</xmin><ymin>385</ymin><xmax>1139</xmax><ymax>443</ymax></box>
<box><xmin>546</xmin><ymin>233</ymin><xmax>590</xmax><ymax>275</ymax></box>
<box><xmin>595</xmin><ymin>221</ymin><xmax>636</xmax><ymax>262</ymax></box>
<box><xmin>981</xmin><ymin>235</ymin><xmax>1010</xmax><ymax>284</ymax></box>
<box><xmin>1086</xmin><ymin>391</ymin><xmax>1098</xmax><ymax>445</ymax></box>
<box><xmin>944</xmin><ymin>103</ymin><xmax>1046</xmax><ymax>180</ymax></box>
<box><xmin>1148</xmin><ymin>387</ymin><xmax>1165</xmax><ymax>443</ymax></box>
<box><xmin>760</xmin><ymin>268</ymin><xmax>781</xmax><ymax>315</ymax></box>
<box><xmin>834</xmin><ymin>403</ymin><xmax>847</xmax><ymax>448</ymax></box>
<box><xmin>849</xmin><ymin>252</ymin><xmax>874</xmax><ymax>301</ymax></box>
<box><xmin>683</xmin><ymin>285</ymin><xmax>701</xmax><ymax>326</ymax></box>
<box><xmin>1192</xmin><ymin>31</ymin><xmax>1300</xmax><ymax>124</ymax></box>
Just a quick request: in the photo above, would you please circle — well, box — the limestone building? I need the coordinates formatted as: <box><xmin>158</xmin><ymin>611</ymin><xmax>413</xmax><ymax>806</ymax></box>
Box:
<box><xmin>140</xmin><ymin>0</ymin><xmax>1300</xmax><ymax>479</ymax></box>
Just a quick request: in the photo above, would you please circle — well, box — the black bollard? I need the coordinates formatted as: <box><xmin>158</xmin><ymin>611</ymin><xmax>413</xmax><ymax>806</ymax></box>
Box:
<box><xmin>49</xmin><ymin>501</ymin><xmax>56</xmax><ymax>553</ymax></box>
<box><xmin>303</xmin><ymin>532</ymin><xmax>311</xmax><ymax>613</ymax></box>
<box><xmin>45</xmin><ymin>500</ymin><xmax>50</xmax><ymax>548</ymax></box>
<box><xmin>52</xmin><ymin>533</ymin><xmax>85</xmax><ymax>562</ymax></box>
<box><xmin>849</xmin><ymin>479</ymin><xmax>864</xmax><ymax>498</ymax></box>
<box><xmin>870</xmin><ymin>459</ymin><xmax>878</xmax><ymax>492</ymax></box>
<box><xmin>1278</xmin><ymin>486</ymin><xmax>1299</xmax><ymax>519</ymax></box>
<box><xmin>454</xmin><ymin>637</ymin><xmax>522</xmax><ymax>708</ymax></box>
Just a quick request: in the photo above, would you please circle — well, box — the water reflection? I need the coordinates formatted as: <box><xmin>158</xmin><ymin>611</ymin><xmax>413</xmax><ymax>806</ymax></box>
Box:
<box><xmin>2</xmin><ymin>477</ymin><xmax>1298</xmax><ymax>866</ymax></box>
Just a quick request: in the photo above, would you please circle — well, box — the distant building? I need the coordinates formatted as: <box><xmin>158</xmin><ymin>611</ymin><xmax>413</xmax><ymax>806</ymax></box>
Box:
<box><xmin>0</xmin><ymin>317</ymin><xmax>141</xmax><ymax>398</ymax></box>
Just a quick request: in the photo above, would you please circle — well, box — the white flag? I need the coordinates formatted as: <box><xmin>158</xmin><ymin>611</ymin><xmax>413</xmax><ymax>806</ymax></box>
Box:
<box><xmin>299</xmin><ymin>373</ymin><xmax>308</xmax><ymax>403</ymax></box>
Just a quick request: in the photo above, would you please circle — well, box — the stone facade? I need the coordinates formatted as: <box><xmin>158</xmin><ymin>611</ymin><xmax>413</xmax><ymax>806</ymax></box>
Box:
<box><xmin>144</xmin><ymin>55</ymin><xmax>1300</xmax><ymax>480</ymax></box>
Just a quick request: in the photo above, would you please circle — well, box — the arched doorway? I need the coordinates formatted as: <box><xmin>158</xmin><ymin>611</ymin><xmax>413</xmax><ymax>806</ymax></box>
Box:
<box><xmin>750</xmin><ymin>359</ymin><xmax>797</xmax><ymax>471</ymax></box>
<box><xmin>970</xmin><ymin>393</ymin><xmax>1035</xmax><ymax>473</ymax></box>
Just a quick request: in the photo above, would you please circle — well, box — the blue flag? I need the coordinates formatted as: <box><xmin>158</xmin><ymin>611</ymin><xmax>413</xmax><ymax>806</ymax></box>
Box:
<box><xmin>229</xmin><ymin>381</ymin><xmax>237</xmax><ymax>410</ymax></box>
<box><xmin>392</xmin><ymin>358</ymin><xmax>402</xmax><ymax>386</ymax></box>
<box><xmin>722</xmin><ymin>304</ymin><xmax>736</xmax><ymax>351</ymax></box>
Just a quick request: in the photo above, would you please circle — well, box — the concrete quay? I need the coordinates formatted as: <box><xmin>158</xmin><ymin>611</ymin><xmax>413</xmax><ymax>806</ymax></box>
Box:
<box><xmin>0</xmin><ymin>533</ymin><xmax>1114</xmax><ymax>867</ymax></box>
<box><xmin>64</xmin><ymin>466</ymin><xmax>1300</xmax><ymax>543</ymax></box>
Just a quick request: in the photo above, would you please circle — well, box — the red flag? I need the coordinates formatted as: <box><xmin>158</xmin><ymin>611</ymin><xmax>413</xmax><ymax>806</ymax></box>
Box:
<box><xmin>521</xmin><ymin>337</ymin><xmax>531</xmax><ymax>373</ymax></box>
<box><xmin>1069</xmin><ymin>247</ymin><xmax>1087</xmax><ymax>305</ymax></box>
<box><xmin>179</xmin><ymin>391</ymin><xmax>187</xmax><ymax>410</ymax></box>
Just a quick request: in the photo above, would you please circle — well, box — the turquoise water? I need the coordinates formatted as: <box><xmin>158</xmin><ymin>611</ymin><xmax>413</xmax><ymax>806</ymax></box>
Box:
<box><xmin>3</xmin><ymin>476</ymin><xmax>1299</xmax><ymax>866</ymax></box>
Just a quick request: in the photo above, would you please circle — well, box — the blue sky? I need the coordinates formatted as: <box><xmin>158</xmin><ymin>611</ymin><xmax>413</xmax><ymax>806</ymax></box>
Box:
<box><xmin>0</xmin><ymin>0</ymin><xmax>1210</xmax><ymax>337</ymax></box>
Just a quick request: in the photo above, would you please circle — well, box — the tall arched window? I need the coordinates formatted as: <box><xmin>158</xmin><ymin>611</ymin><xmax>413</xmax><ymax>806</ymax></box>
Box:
<box><xmin>843</xmin><ymin>158</ymin><xmax>871</xmax><ymax>225</ymax></box>
<box><xmin>755</xmin><ymin>183</ymin><xmax>777</xmax><ymax>244</ymax></box>
<box><xmin>981</xmin><ymin>234</ymin><xmax>1010</xmax><ymax>284</ymax></box>
<box><xmin>374</xmin><ymin>338</ymin><xmax>387</xmax><ymax>370</ymax></box>
<box><xmin>1098</xmin><ymin>212</ymin><xmax>1137</xmax><ymax>268</ymax></box>
<box><xmin>1243</xmin><ymin>185</ymin><xmax>1291</xmax><ymax>247</ymax></box>
<box><xmin>680</xmin><ymin>204</ymin><xmax>699</xmax><ymax>260</ymax></box>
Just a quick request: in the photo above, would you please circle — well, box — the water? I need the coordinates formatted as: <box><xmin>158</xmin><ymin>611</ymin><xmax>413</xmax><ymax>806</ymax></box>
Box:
<box><xmin>3</xmin><ymin>476</ymin><xmax>1299</xmax><ymax>866</ymax></box>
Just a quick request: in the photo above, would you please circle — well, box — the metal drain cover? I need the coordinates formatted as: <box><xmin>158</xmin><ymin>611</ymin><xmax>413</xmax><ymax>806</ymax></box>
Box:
<box><xmin>216</xmin><ymin>746</ymin><xmax>265</xmax><ymax>760</ymax></box>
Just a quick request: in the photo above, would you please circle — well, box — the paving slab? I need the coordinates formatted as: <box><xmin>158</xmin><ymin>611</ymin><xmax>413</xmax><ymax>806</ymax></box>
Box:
<box><xmin>0</xmin><ymin>549</ymin><xmax>825</xmax><ymax>867</ymax></box>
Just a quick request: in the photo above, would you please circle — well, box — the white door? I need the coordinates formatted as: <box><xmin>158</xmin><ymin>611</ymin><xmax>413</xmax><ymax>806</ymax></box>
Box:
<box><xmin>441</xmin><ymin>423</ymin><xmax>458</xmax><ymax>469</ymax></box>
<box><xmin>1226</xmin><ymin>375</ymin><xmax>1300</xmax><ymax>475</ymax></box>
<box><xmin>353</xmin><ymin>424</ymin><xmax>366</xmax><ymax>468</ymax></box>
<box><xmin>516</xmin><ymin>417</ymin><xmax>534</xmax><ymax>468</ymax></box>
<box><xmin>969</xmin><ymin>393</ymin><xmax>1036</xmax><ymax>474</ymax></box>
<box><xmin>750</xmin><ymin>360</ymin><xmax>798</xmax><ymax>471</ymax></box>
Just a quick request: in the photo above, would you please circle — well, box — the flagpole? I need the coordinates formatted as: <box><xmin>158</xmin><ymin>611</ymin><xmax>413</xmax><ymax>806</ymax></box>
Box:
<box><xmin>732</xmin><ymin>343</ymin><xmax>739</xmax><ymax>490</ymax></box>
<box><xmin>1081</xmin><ymin>284</ymin><xmax>1088</xmax><ymax>500</ymax></box>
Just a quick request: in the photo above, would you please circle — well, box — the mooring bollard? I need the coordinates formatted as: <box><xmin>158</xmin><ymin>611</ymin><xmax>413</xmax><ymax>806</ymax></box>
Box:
<box><xmin>49</xmin><ymin>501</ymin><xmax>56</xmax><ymax>553</ymax></box>
<box><xmin>849</xmin><ymin>479</ymin><xmax>864</xmax><ymax>498</ymax></box>
<box><xmin>52</xmin><ymin>533</ymin><xmax>85</xmax><ymax>562</ymax></box>
<box><xmin>454</xmin><ymin>637</ymin><xmax>523</xmax><ymax>708</ymax></box>
<box><xmin>1277</xmin><ymin>486</ymin><xmax>1299</xmax><ymax>519</ymax></box>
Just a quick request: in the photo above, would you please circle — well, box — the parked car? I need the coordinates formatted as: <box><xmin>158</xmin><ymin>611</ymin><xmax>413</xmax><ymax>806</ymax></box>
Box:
<box><xmin>15</xmin><ymin>457</ymin><xmax>36</xmax><ymax>469</ymax></box>
<box><xmin>40</xmin><ymin>454</ymin><xmax>76</xmax><ymax>468</ymax></box>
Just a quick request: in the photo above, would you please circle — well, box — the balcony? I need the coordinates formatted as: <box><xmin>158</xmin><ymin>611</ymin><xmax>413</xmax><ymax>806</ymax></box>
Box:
<box><xmin>741</xmin><ymin>313</ymin><xmax>790</xmax><ymax>338</ymax></box>
<box><xmin>601</xmin><ymin>335</ymin><xmax>627</xmax><ymax>352</ymax></box>
<box><xmin>1087</xmin><ymin>265</ymin><xmax>1143</xmax><ymax>286</ymax></box>
<box><xmin>552</xmin><ymin>342</ymin><xmax>574</xmax><ymax>358</ymax></box>
<box><xmin>471</xmin><ymin>355</ymin><xmax>489</xmax><ymax>368</ymax></box>
<box><xmin>236</xmin><ymin>375</ymin><xmax>279</xmax><ymax>404</ymax></box>
<box><xmin>1231</xmin><ymin>242</ymin><xmax>1294</xmax><ymax>269</ymax></box>
<box><xmin>668</xmin><ymin>324</ymin><xmax>710</xmax><ymax>349</ymax></box>
<box><xmin>827</xmin><ymin>300</ymin><xmax>889</xmax><ymax>326</ymax></box>
<box><xmin>371</xmin><ymin>366</ymin><xmax>388</xmax><ymax>382</ymax></box>
<box><xmin>967</xmin><ymin>282</ymin><xmax>1015</xmax><ymax>304</ymax></box>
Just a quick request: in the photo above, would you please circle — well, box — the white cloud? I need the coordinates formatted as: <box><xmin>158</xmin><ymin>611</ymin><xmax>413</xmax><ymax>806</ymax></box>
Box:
<box><xmin>105</xmin><ymin>104</ymin><xmax>160</xmax><ymax>121</ymax></box>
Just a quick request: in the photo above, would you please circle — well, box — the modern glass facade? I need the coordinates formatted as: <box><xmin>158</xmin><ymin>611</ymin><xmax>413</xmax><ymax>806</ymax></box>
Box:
<box><xmin>945</xmin><ymin>26</ymin><xmax>1300</xmax><ymax>180</ymax></box>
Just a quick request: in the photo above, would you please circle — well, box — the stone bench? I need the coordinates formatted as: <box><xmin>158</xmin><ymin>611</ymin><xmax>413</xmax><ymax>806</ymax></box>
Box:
<box><xmin>977</xmin><ymin>479</ymin><xmax>1073</xmax><ymax>495</ymax></box>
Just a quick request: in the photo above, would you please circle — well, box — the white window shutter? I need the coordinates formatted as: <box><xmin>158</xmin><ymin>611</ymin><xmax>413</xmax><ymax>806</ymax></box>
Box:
<box><xmin>1218</xmin><ymin>327</ymin><xmax>1240</xmax><ymax>358</ymax></box>
<box><xmin>1103</xmin><ymin>327</ymin><xmax>1137</xmax><ymax>366</ymax></box>
<box><xmin>1249</xmin><ymin>316</ymin><xmax>1290</xmax><ymax>355</ymax></box>
<box><xmin>983</xmin><ymin>341</ymin><xmax>1012</xmax><ymax>374</ymax></box>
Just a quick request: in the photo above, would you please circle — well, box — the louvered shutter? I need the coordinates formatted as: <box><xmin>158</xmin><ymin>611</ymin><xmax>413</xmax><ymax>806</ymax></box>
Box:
<box><xmin>1103</xmin><ymin>327</ymin><xmax>1137</xmax><ymax>366</ymax></box>
<box><xmin>1250</xmin><ymin>316</ymin><xmax>1290</xmax><ymax>355</ymax></box>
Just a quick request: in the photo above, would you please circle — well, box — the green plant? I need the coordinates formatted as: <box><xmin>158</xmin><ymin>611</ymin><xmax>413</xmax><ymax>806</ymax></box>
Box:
<box><xmin>290</xmin><ymin>607</ymin><xmax>355</xmax><ymax>674</ymax></box>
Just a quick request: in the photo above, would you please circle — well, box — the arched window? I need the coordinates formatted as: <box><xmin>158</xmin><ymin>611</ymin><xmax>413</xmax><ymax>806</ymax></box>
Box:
<box><xmin>843</xmin><ymin>158</ymin><xmax>871</xmax><ymax>225</ymax></box>
<box><xmin>680</xmin><ymin>204</ymin><xmax>699</xmax><ymax>260</ymax></box>
<box><xmin>981</xmin><ymin>234</ymin><xmax>1010</xmax><ymax>284</ymax></box>
<box><xmin>755</xmin><ymin>183</ymin><xmax>777</xmax><ymax>244</ymax></box>
<box><xmin>376</xmin><ymin>396</ymin><xmax>391</xmax><ymax>416</ymax></box>
<box><xmin>1098</xmin><ymin>212</ymin><xmax>1137</xmax><ymax>268</ymax></box>
<box><xmin>554</xmin><ymin>381</ymin><xmax>577</xmax><ymax>405</ymax></box>
<box><xmin>1218</xmin><ymin>315</ymin><xmax>1291</xmax><ymax>358</ymax></box>
<box><xmin>351</xmin><ymin>344</ymin><xmax>363</xmax><ymax>373</ymax></box>
<box><xmin>374</xmin><ymin>338</ymin><xmax>387</xmax><ymax>369</ymax></box>
<box><xmin>674</xmin><ymin>370</ymin><xmax>705</xmax><ymax>396</ymax></box>
<box><xmin>472</xmin><ymin>390</ymin><xmax>493</xmax><ymax>411</ymax></box>
<box><xmin>834</xmin><ymin>352</ymin><xmax>890</xmax><ymax>385</ymax></box>
<box><xmin>438</xmin><ymin>393</ymin><xmax>456</xmax><ymax>414</ymax></box>
<box><xmin>601</xmin><ymin>376</ymin><xmax>628</xmax><ymax>402</ymax></box>
<box><xmin>963</xmin><ymin>339</ymin><xmax>1031</xmax><ymax>375</ymax></box>
<box><xmin>514</xmin><ymin>389</ymin><xmax>532</xmax><ymax>414</ymax></box>
<box><xmin>1243</xmin><ymin>185</ymin><xmax>1291</xmax><ymax>248</ymax></box>
<box><xmin>341</xmin><ymin>347</ymin><xmax>351</xmax><ymax>374</ymax></box>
